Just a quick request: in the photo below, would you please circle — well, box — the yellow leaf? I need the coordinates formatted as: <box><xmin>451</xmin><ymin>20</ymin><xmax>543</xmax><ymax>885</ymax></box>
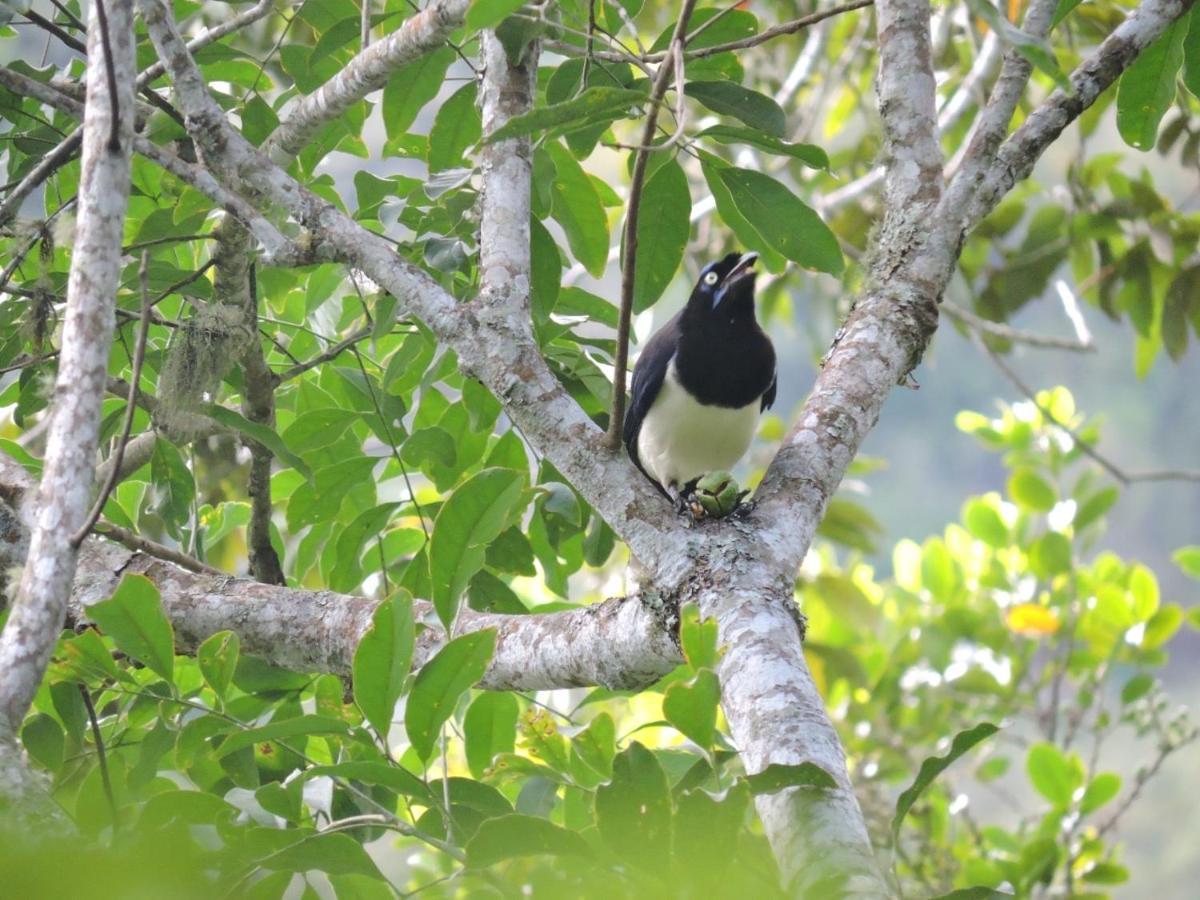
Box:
<box><xmin>1007</xmin><ymin>603</ymin><xmax>1060</xmax><ymax>636</ymax></box>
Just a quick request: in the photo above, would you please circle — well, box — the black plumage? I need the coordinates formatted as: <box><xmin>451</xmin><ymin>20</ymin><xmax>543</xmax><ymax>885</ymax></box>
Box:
<box><xmin>623</xmin><ymin>252</ymin><xmax>776</xmax><ymax>502</ymax></box>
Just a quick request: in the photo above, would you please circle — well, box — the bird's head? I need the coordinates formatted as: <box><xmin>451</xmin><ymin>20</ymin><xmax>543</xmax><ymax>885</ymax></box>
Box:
<box><xmin>688</xmin><ymin>251</ymin><xmax>759</xmax><ymax>318</ymax></box>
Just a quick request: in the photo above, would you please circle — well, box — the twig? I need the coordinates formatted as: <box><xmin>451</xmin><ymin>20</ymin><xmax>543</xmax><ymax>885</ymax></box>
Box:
<box><xmin>273</xmin><ymin>324</ymin><xmax>371</xmax><ymax>384</ymax></box>
<box><xmin>976</xmin><ymin>333</ymin><xmax>1200</xmax><ymax>485</ymax></box>
<box><xmin>123</xmin><ymin>232</ymin><xmax>214</xmax><ymax>253</ymax></box>
<box><xmin>92</xmin><ymin>520</ymin><xmax>225</xmax><ymax>575</ymax></box>
<box><xmin>92</xmin><ymin>0</ymin><xmax>123</xmax><ymax>152</ymax></box>
<box><xmin>942</xmin><ymin>302</ymin><xmax>1095</xmax><ymax>352</ymax></box>
<box><xmin>605</xmin><ymin>0</ymin><xmax>698</xmax><ymax>450</ymax></box>
<box><xmin>77</xmin><ymin>684</ymin><xmax>118</xmax><ymax>827</ymax></box>
<box><xmin>72</xmin><ymin>254</ymin><xmax>153</xmax><ymax>548</ymax></box>
<box><xmin>0</xmin><ymin>129</ymin><xmax>82</xmax><ymax>227</ymax></box>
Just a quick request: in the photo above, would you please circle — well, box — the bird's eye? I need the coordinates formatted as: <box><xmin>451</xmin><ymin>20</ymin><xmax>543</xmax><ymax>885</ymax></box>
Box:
<box><xmin>703</xmin><ymin>272</ymin><xmax>719</xmax><ymax>286</ymax></box>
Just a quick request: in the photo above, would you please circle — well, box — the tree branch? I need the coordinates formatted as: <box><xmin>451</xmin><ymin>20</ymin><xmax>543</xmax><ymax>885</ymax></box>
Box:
<box><xmin>606</xmin><ymin>0</ymin><xmax>697</xmax><ymax>449</ymax></box>
<box><xmin>0</xmin><ymin>0</ymin><xmax>136</xmax><ymax>733</ymax></box>
<box><xmin>268</xmin><ymin>0</ymin><xmax>469</xmax><ymax>158</ymax></box>
<box><xmin>0</xmin><ymin>461</ymin><xmax>682</xmax><ymax>691</ymax></box>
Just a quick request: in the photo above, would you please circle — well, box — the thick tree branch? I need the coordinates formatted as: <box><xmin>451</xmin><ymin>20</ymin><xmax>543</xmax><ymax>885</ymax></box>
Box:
<box><xmin>0</xmin><ymin>462</ymin><xmax>682</xmax><ymax>691</ymax></box>
<box><xmin>268</xmin><ymin>0</ymin><xmax>469</xmax><ymax>158</ymax></box>
<box><xmin>0</xmin><ymin>0</ymin><xmax>136</xmax><ymax>733</ymax></box>
<box><xmin>961</xmin><ymin>0</ymin><xmax>1196</xmax><ymax>231</ymax></box>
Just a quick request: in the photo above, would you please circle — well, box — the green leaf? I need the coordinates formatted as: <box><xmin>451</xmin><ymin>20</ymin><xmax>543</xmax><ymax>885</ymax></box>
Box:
<box><xmin>353</xmin><ymin>591</ymin><xmax>416</xmax><ymax>736</ymax></box>
<box><xmin>486</xmin><ymin>87</ymin><xmax>646</xmax><ymax>143</ymax></box>
<box><xmin>150</xmin><ymin>440</ymin><xmax>194</xmax><ymax>536</ymax></box>
<box><xmin>1184</xmin><ymin>6</ymin><xmax>1200</xmax><ymax>99</ymax></box>
<box><xmin>203</xmin><ymin>404</ymin><xmax>313</xmax><ymax>481</ymax></box>
<box><xmin>930</xmin><ymin>890</ymin><xmax>1010</xmax><ymax>900</ymax></box>
<box><xmin>662</xmin><ymin>669</ymin><xmax>720</xmax><ymax>748</ymax></box>
<box><xmin>893</xmin><ymin>723</ymin><xmax>999</xmax><ymax>837</ymax></box>
<box><xmin>281</xmin><ymin>408</ymin><xmax>360</xmax><ymax>454</ymax></box>
<box><xmin>698</xmin><ymin>154</ymin><xmax>786</xmax><ymax>272</ymax></box>
<box><xmin>383</xmin><ymin>47</ymin><xmax>454</xmax><ymax>140</ymax></box>
<box><xmin>466</xmin><ymin>814</ymin><xmax>591</xmax><ymax>868</ymax></box>
<box><xmin>626</xmin><ymin>157</ymin><xmax>690</xmax><ymax>312</ymax></box>
<box><xmin>698</xmin><ymin>124</ymin><xmax>828</xmax><ymax>168</ymax></box>
<box><xmin>964</xmin><ymin>0</ymin><xmax>1072</xmax><ymax>92</ymax></box>
<box><xmin>1117</xmin><ymin>15</ymin><xmax>1187</xmax><ymax>150</ymax></box>
<box><xmin>430</xmin><ymin>468</ymin><xmax>526</xmax><ymax>627</ymax></box>
<box><xmin>1030</xmin><ymin>532</ymin><xmax>1071</xmax><ymax>578</ymax></box>
<box><xmin>1079</xmin><ymin>772</ymin><xmax>1121</xmax><ymax>814</ymax></box>
<box><xmin>215</xmin><ymin>714</ymin><xmax>352</xmax><ymax>758</ymax></box>
<box><xmin>546</xmin><ymin>141</ymin><xmax>610</xmax><ymax>277</ymax></box>
<box><xmin>716</xmin><ymin>167</ymin><xmax>842</xmax><ymax>275</ymax></box>
<box><xmin>963</xmin><ymin>498</ymin><xmax>1008</xmax><ymax>548</ymax></box>
<box><xmin>1026</xmin><ymin>742</ymin><xmax>1082</xmax><ymax>806</ymax></box>
<box><xmin>427</xmin><ymin>82</ymin><xmax>481</xmax><ymax>173</ymax></box>
<box><xmin>1007</xmin><ymin>468</ymin><xmax>1056</xmax><ymax>511</ymax></box>
<box><xmin>1074</xmin><ymin>486</ymin><xmax>1118</xmax><ymax>530</ymax></box>
<box><xmin>745</xmin><ymin>762</ymin><xmax>838</xmax><ymax>795</ymax></box>
<box><xmin>1172</xmin><ymin>545</ymin><xmax>1200</xmax><ymax>579</ymax></box>
<box><xmin>687</xmin><ymin>81</ymin><xmax>785</xmax><ymax>137</ymax></box>
<box><xmin>21</xmin><ymin>714</ymin><xmax>64</xmax><ymax>773</ymax></box>
<box><xmin>678</xmin><ymin>603</ymin><xmax>718</xmax><ymax>670</ymax></box>
<box><xmin>595</xmin><ymin>743</ymin><xmax>672</xmax><ymax>873</ymax></box>
<box><xmin>197</xmin><ymin>631</ymin><xmax>240</xmax><ymax>703</ymax></box>
<box><xmin>466</xmin><ymin>0</ymin><xmax>527</xmax><ymax>32</ymax></box>
<box><xmin>406</xmin><ymin>630</ymin><xmax>496</xmax><ymax>762</ymax></box>
<box><xmin>530</xmin><ymin>216</ymin><xmax>561</xmax><ymax>322</ymax></box>
<box><xmin>264</xmin><ymin>831</ymin><xmax>382</xmax><ymax>878</ymax></box>
<box><xmin>1129</xmin><ymin>564</ymin><xmax>1159</xmax><ymax>621</ymax></box>
<box><xmin>464</xmin><ymin>691</ymin><xmax>519</xmax><ymax>778</ymax></box>
<box><xmin>330</xmin><ymin>503</ymin><xmax>402</xmax><ymax>593</ymax></box>
<box><xmin>88</xmin><ymin>575</ymin><xmax>175</xmax><ymax>682</ymax></box>
<box><xmin>302</xmin><ymin>761</ymin><xmax>431</xmax><ymax>801</ymax></box>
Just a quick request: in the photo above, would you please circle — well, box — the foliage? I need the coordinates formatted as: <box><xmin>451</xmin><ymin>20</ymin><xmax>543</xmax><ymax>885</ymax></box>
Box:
<box><xmin>1</xmin><ymin>0</ymin><xmax>1198</xmax><ymax>897</ymax></box>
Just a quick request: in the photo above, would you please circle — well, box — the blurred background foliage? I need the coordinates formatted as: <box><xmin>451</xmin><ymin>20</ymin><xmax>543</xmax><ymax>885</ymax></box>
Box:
<box><xmin>0</xmin><ymin>0</ymin><xmax>1198</xmax><ymax>896</ymax></box>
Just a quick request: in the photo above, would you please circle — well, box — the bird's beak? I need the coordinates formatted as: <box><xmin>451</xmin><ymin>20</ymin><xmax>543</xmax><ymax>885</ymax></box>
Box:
<box><xmin>712</xmin><ymin>252</ymin><xmax>759</xmax><ymax>310</ymax></box>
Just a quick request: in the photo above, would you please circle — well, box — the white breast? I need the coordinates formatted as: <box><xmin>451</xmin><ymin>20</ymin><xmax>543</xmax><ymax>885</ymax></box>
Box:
<box><xmin>637</xmin><ymin>361</ymin><xmax>762</xmax><ymax>490</ymax></box>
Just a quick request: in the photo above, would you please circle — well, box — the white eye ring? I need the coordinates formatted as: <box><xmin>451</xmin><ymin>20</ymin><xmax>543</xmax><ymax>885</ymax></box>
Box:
<box><xmin>703</xmin><ymin>272</ymin><xmax>719</xmax><ymax>286</ymax></box>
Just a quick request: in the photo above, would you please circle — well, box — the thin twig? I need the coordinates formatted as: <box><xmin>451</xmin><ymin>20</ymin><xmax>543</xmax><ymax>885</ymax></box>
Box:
<box><xmin>0</xmin><ymin>129</ymin><xmax>82</xmax><ymax>227</ymax></box>
<box><xmin>605</xmin><ymin>0</ymin><xmax>698</xmax><ymax>450</ymax></box>
<box><xmin>78</xmin><ymin>684</ymin><xmax>118</xmax><ymax>827</ymax></box>
<box><xmin>942</xmin><ymin>302</ymin><xmax>1095</xmax><ymax>352</ymax></box>
<box><xmin>72</xmin><ymin>255</ymin><xmax>154</xmax><ymax>548</ymax></box>
<box><xmin>92</xmin><ymin>520</ymin><xmax>225</xmax><ymax>575</ymax></box>
<box><xmin>273</xmin><ymin>325</ymin><xmax>371</xmax><ymax>384</ymax></box>
<box><xmin>92</xmin><ymin>0</ymin><xmax>123</xmax><ymax>152</ymax></box>
<box><xmin>123</xmin><ymin>232</ymin><xmax>214</xmax><ymax>253</ymax></box>
<box><xmin>977</xmin><ymin>334</ymin><xmax>1200</xmax><ymax>485</ymax></box>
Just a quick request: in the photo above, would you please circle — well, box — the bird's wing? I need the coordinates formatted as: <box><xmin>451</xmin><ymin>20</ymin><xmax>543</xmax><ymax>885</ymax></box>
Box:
<box><xmin>623</xmin><ymin>315</ymin><xmax>680</xmax><ymax>490</ymax></box>
<box><xmin>761</xmin><ymin>369</ymin><xmax>777</xmax><ymax>411</ymax></box>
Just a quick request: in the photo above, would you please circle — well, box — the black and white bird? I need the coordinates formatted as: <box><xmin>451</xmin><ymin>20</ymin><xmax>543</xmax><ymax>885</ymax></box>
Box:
<box><xmin>623</xmin><ymin>251</ymin><xmax>776</xmax><ymax>509</ymax></box>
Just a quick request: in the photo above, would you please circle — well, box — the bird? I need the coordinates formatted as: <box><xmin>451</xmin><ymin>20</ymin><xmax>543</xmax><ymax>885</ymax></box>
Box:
<box><xmin>623</xmin><ymin>251</ymin><xmax>776</xmax><ymax>512</ymax></box>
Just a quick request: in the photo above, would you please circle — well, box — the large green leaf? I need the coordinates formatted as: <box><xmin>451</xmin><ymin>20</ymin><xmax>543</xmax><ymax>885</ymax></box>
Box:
<box><xmin>625</xmin><ymin>157</ymin><xmax>690</xmax><ymax>312</ymax></box>
<box><xmin>716</xmin><ymin>167</ymin><xmax>843</xmax><ymax>275</ymax></box>
<box><xmin>687</xmin><ymin>80</ymin><xmax>785</xmax><ymax>137</ymax></box>
<box><xmin>203</xmin><ymin>404</ymin><xmax>313</xmax><ymax>480</ymax></box>
<box><xmin>893</xmin><ymin>722</ymin><xmax>999</xmax><ymax>837</ymax></box>
<box><xmin>546</xmin><ymin>141</ymin><xmax>610</xmax><ymax>277</ymax></box>
<box><xmin>464</xmin><ymin>691</ymin><xmax>519</xmax><ymax>778</ymax></box>
<box><xmin>427</xmin><ymin>82</ymin><xmax>481</xmax><ymax>173</ymax></box>
<box><xmin>1117</xmin><ymin>15</ymin><xmax>1187</xmax><ymax>150</ymax></box>
<box><xmin>485</xmin><ymin>87</ymin><xmax>646</xmax><ymax>143</ymax></box>
<box><xmin>88</xmin><ymin>575</ymin><xmax>175</xmax><ymax>682</ymax></box>
<box><xmin>383</xmin><ymin>47</ymin><xmax>454</xmax><ymax>140</ymax></box>
<box><xmin>352</xmin><ymin>591</ymin><xmax>415</xmax><ymax>737</ymax></box>
<box><xmin>430</xmin><ymin>468</ymin><xmax>526</xmax><ymax>627</ymax></box>
<box><xmin>698</xmin><ymin>124</ymin><xmax>828</xmax><ymax>169</ymax></box>
<box><xmin>466</xmin><ymin>0</ymin><xmax>527</xmax><ymax>32</ymax></box>
<box><xmin>197</xmin><ymin>631</ymin><xmax>240</xmax><ymax>703</ymax></box>
<box><xmin>595</xmin><ymin>742</ymin><xmax>673</xmax><ymax>873</ymax></box>
<box><xmin>466</xmin><ymin>814</ymin><xmax>592</xmax><ymax>868</ymax></box>
<box><xmin>406</xmin><ymin>630</ymin><xmax>496</xmax><ymax>762</ymax></box>
<box><xmin>662</xmin><ymin>669</ymin><xmax>720</xmax><ymax>748</ymax></box>
<box><xmin>699</xmin><ymin>155</ymin><xmax>786</xmax><ymax>272</ymax></box>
